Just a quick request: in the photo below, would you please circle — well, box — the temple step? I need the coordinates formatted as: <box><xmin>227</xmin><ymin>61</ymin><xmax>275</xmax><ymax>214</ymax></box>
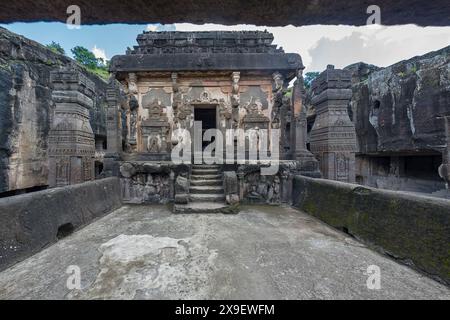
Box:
<box><xmin>190</xmin><ymin>179</ymin><xmax>223</xmax><ymax>186</ymax></box>
<box><xmin>190</xmin><ymin>185</ymin><xmax>224</xmax><ymax>194</ymax></box>
<box><xmin>189</xmin><ymin>194</ymin><xmax>225</xmax><ymax>202</ymax></box>
<box><xmin>191</xmin><ymin>168</ymin><xmax>221</xmax><ymax>175</ymax></box>
<box><xmin>192</xmin><ymin>164</ymin><xmax>221</xmax><ymax>170</ymax></box>
<box><xmin>191</xmin><ymin>174</ymin><xmax>222</xmax><ymax>180</ymax></box>
<box><xmin>173</xmin><ymin>202</ymin><xmax>237</xmax><ymax>214</ymax></box>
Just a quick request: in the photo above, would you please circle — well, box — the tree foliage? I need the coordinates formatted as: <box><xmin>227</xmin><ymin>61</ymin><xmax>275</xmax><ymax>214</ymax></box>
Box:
<box><xmin>70</xmin><ymin>46</ymin><xmax>110</xmax><ymax>80</ymax></box>
<box><xmin>71</xmin><ymin>46</ymin><xmax>99</xmax><ymax>69</ymax></box>
<box><xmin>304</xmin><ymin>72</ymin><xmax>320</xmax><ymax>89</ymax></box>
<box><xmin>46</xmin><ymin>41</ymin><xmax>65</xmax><ymax>55</ymax></box>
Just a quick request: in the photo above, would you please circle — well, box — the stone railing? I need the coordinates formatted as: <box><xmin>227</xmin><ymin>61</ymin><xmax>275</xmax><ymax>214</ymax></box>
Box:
<box><xmin>0</xmin><ymin>177</ymin><xmax>122</xmax><ymax>272</ymax></box>
<box><xmin>292</xmin><ymin>175</ymin><xmax>450</xmax><ymax>285</ymax></box>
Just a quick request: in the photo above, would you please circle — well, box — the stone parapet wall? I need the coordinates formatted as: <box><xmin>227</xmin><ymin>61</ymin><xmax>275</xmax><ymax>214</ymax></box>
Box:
<box><xmin>292</xmin><ymin>175</ymin><xmax>450</xmax><ymax>285</ymax></box>
<box><xmin>0</xmin><ymin>177</ymin><xmax>122</xmax><ymax>272</ymax></box>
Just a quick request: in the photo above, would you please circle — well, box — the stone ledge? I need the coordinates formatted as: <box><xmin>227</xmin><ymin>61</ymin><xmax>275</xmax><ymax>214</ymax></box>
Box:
<box><xmin>0</xmin><ymin>177</ymin><xmax>122</xmax><ymax>272</ymax></box>
<box><xmin>292</xmin><ymin>175</ymin><xmax>450</xmax><ymax>285</ymax></box>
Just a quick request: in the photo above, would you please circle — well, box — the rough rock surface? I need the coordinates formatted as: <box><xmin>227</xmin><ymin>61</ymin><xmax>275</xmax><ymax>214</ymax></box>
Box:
<box><xmin>1</xmin><ymin>0</ymin><xmax>449</xmax><ymax>26</ymax></box>
<box><xmin>346</xmin><ymin>46</ymin><xmax>450</xmax><ymax>155</ymax></box>
<box><xmin>0</xmin><ymin>27</ymin><xmax>108</xmax><ymax>193</ymax></box>
<box><xmin>0</xmin><ymin>205</ymin><xmax>448</xmax><ymax>299</ymax></box>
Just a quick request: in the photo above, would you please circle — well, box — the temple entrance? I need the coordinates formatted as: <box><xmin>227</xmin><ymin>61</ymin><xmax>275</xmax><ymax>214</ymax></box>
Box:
<box><xmin>194</xmin><ymin>106</ymin><xmax>217</xmax><ymax>150</ymax></box>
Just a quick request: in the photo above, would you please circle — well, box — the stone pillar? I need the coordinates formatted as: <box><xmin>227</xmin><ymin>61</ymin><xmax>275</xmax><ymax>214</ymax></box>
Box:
<box><xmin>106</xmin><ymin>79</ymin><xmax>122</xmax><ymax>155</ymax></box>
<box><xmin>309</xmin><ymin>65</ymin><xmax>357</xmax><ymax>183</ymax></box>
<box><xmin>291</xmin><ymin>69</ymin><xmax>321</xmax><ymax>177</ymax></box>
<box><xmin>102</xmin><ymin>78</ymin><xmax>122</xmax><ymax>177</ymax></box>
<box><xmin>48</xmin><ymin>68</ymin><xmax>95</xmax><ymax>187</ymax></box>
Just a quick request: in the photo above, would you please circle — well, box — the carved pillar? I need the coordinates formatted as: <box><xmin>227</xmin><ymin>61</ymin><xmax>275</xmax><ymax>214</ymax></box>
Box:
<box><xmin>128</xmin><ymin>96</ymin><xmax>139</xmax><ymax>145</ymax></box>
<box><xmin>271</xmin><ymin>72</ymin><xmax>284</xmax><ymax>129</ymax></box>
<box><xmin>106</xmin><ymin>79</ymin><xmax>121</xmax><ymax>155</ymax></box>
<box><xmin>291</xmin><ymin>69</ymin><xmax>321</xmax><ymax>177</ymax></box>
<box><xmin>231</xmin><ymin>71</ymin><xmax>240</xmax><ymax>129</ymax></box>
<box><xmin>48</xmin><ymin>68</ymin><xmax>95</xmax><ymax>187</ymax></box>
<box><xmin>309</xmin><ymin>65</ymin><xmax>357</xmax><ymax>182</ymax></box>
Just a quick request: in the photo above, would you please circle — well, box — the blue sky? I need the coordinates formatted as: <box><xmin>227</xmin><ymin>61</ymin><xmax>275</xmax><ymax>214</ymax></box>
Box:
<box><xmin>1</xmin><ymin>22</ymin><xmax>449</xmax><ymax>72</ymax></box>
<box><xmin>0</xmin><ymin>22</ymin><xmax>149</xmax><ymax>59</ymax></box>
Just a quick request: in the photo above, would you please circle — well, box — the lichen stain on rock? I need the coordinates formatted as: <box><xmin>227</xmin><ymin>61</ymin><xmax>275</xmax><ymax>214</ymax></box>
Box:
<box><xmin>69</xmin><ymin>234</ymin><xmax>218</xmax><ymax>300</ymax></box>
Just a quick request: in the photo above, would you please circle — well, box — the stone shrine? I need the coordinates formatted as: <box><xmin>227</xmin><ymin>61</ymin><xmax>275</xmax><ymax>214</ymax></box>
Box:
<box><xmin>107</xmin><ymin>30</ymin><xmax>322</xmax><ymax>212</ymax></box>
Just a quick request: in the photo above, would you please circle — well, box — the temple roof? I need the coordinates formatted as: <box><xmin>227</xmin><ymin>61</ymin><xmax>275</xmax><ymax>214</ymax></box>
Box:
<box><xmin>110</xmin><ymin>30</ymin><xmax>303</xmax><ymax>78</ymax></box>
<box><xmin>129</xmin><ymin>30</ymin><xmax>283</xmax><ymax>55</ymax></box>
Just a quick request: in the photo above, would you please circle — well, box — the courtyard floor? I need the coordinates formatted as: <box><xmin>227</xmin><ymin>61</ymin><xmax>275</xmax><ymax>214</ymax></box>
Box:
<box><xmin>0</xmin><ymin>205</ymin><xmax>448</xmax><ymax>300</ymax></box>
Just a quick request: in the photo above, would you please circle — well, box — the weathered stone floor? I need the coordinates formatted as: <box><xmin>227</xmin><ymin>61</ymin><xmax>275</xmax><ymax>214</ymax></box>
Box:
<box><xmin>0</xmin><ymin>205</ymin><xmax>448</xmax><ymax>300</ymax></box>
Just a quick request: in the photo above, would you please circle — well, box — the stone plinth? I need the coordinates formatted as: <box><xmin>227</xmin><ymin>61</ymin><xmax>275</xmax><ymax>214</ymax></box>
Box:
<box><xmin>309</xmin><ymin>65</ymin><xmax>357</xmax><ymax>183</ymax></box>
<box><xmin>48</xmin><ymin>69</ymin><xmax>95</xmax><ymax>187</ymax></box>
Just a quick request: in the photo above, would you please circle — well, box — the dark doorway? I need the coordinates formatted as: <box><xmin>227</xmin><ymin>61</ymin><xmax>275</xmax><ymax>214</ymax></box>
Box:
<box><xmin>194</xmin><ymin>107</ymin><xmax>217</xmax><ymax>150</ymax></box>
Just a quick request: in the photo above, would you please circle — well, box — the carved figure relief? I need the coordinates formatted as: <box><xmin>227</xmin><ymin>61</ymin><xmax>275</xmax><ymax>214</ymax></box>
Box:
<box><xmin>128</xmin><ymin>73</ymin><xmax>138</xmax><ymax>94</ymax></box>
<box><xmin>148</xmin><ymin>135</ymin><xmax>161</xmax><ymax>153</ymax></box>
<box><xmin>128</xmin><ymin>95</ymin><xmax>139</xmax><ymax>145</ymax></box>
<box><xmin>231</xmin><ymin>72</ymin><xmax>240</xmax><ymax>107</ymax></box>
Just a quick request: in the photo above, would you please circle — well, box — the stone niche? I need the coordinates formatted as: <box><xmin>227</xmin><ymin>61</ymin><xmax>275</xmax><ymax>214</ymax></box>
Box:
<box><xmin>140</xmin><ymin>99</ymin><xmax>170</xmax><ymax>156</ymax></box>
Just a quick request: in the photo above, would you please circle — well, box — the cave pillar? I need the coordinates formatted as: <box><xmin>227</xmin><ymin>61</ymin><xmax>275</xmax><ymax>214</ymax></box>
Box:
<box><xmin>48</xmin><ymin>68</ymin><xmax>95</xmax><ymax>187</ymax></box>
<box><xmin>309</xmin><ymin>65</ymin><xmax>357</xmax><ymax>182</ymax></box>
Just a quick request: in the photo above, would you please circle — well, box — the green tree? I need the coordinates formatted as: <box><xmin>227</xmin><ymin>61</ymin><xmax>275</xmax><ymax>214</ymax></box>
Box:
<box><xmin>71</xmin><ymin>46</ymin><xmax>99</xmax><ymax>69</ymax></box>
<box><xmin>304</xmin><ymin>72</ymin><xmax>320</xmax><ymax>89</ymax></box>
<box><xmin>46</xmin><ymin>41</ymin><xmax>65</xmax><ymax>55</ymax></box>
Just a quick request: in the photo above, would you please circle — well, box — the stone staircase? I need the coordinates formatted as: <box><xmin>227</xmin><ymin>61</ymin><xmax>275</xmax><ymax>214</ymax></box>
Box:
<box><xmin>174</xmin><ymin>164</ymin><xmax>236</xmax><ymax>213</ymax></box>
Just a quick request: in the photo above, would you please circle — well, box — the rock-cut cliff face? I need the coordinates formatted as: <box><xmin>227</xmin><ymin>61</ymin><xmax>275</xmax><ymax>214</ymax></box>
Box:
<box><xmin>347</xmin><ymin>46</ymin><xmax>450</xmax><ymax>156</ymax></box>
<box><xmin>0</xmin><ymin>27</ymin><xmax>107</xmax><ymax>194</ymax></box>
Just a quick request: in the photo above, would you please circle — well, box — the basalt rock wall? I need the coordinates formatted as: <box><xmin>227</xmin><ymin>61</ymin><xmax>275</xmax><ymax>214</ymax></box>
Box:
<box><xmin>0</xmin><ymin>27</ymin><xmax>108</xmax><ymax>194</ymax></box>
<box><xmin>346</xmin><ymin>46</ymin><xmax>450</xmax><ymax>156</ymax></box>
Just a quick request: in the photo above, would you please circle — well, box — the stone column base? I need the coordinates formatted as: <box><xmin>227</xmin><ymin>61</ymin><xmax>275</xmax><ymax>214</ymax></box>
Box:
<box><xmin>295</xmin><ymin>150</ymin><xmax>321</xmax><ymax>178</ymax></box>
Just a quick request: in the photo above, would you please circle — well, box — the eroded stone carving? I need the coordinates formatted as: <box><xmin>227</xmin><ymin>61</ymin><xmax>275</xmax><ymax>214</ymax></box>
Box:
<box><xmin>309</xmin><ymin>65</ymin><xmax>357</xmax><ymax>182</ymax></box>
<box><xmin>48</xmin><ymin>68</ymin><xmax>95</xmax><ymax>187</ymax></box>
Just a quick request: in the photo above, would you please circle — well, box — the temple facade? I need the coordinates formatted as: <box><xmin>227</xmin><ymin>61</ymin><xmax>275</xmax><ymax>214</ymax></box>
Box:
<box><xmin>105</xmin><ymin>30</ymin><xmax>326</xmax><ymax>212</ymax></box>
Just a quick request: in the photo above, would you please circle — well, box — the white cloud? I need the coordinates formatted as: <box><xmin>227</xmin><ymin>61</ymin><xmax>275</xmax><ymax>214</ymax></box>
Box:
<box><xmin>92</xmin><ymin>45</ymin><xmax>108</xmax><ymax>61</ymax></box>
<box><xmin>146</xmin><ymin>24</ymin><xmax>176</xmax><ymax>32</ymax></box>
<box><xmin>174</xmin><ymin>23</ymin><xmax>450</xmax><ymax>72</ymax></box>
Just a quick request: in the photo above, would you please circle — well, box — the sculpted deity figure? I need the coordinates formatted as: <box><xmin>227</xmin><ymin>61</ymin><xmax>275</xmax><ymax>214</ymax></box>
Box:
<box><xmin>129</xmin><ymin>95</ymin><xmax>139</xmax><ymax>145</ymax></box>
<box><xmin>128</xmin><ymin>72</ymin><xmax>138</xmax><ymax>94</ymax></box>
<box><xmin>148</xmin><ymin>135</ymin><xmax>161</xmax><ymax>153</ymax></box>
<box><xmin>231</xmin><ymin>72</ymin><xmax>240</xmax><ymax>107</ymax></box>
<box><xmin>272</xmin><ymin>72</ymin><xmax>284</xmax><ymax>94</ymax></box>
